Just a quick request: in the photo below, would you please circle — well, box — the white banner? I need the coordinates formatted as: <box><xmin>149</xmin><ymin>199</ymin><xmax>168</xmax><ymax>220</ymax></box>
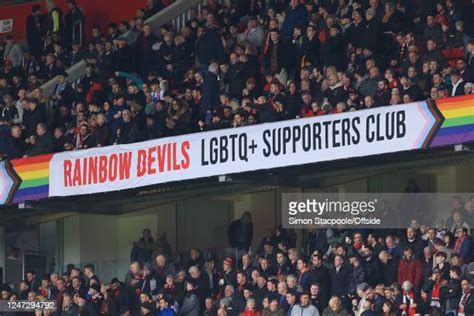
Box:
<box><xmin>49</xmin><ymin>102</ymin><xmax>438</xmax><ymax>197</ymax></box>
<box><xmin>0</xmin><ymin>19</ymin><xmax>13</xmax><ymax>34</ymax></box>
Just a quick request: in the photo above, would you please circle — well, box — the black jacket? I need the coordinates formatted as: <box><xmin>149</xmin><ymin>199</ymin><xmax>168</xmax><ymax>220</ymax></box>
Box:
<box><xmin>321</xmin><ymin>34</ymin><xmax>346</xmax><ymax>71</ymax></box>
<box><xmin>116</xmin><ymin>45</ymin><xmax>135</xmax><ymax>73</ymax></box>
<box><xmin>202</xmin><ymin>72</ymin><xmax>220</xmax><ymax>114</ymax></box>
<box><xmin>196</xmin><ymin>28</ymin><xmax>225</xmax><ymax>65</ymax></box>
<box><xmin>28</xmin><ymin>132</ymin><xmax>55</xmax><ymax>156</ymax></box>
<box><xmin>364</xmin><ymin>257</ymin><xmax>383</xmax><ymax>287</ymax></box>
<box><xmin>117</xmin><ymin>120</ymin><xmax>139</xmax><ymax>144</ymax></box>
<box><xmin>330</xmin><ymin>265</ymin><xmax>351</xmax><ymax>297</ymax></box>
<box><xmin>309</xmin><ymin>265</ymin><xmax>331</xmax><ymax>307</ymax></box>
<box><xmin>227</xmin><ymin>219</ymin><xmax>253</xmax><ymax>250</ymax></box>
<box><xmin>224</xmin><ymin>62</ymin><xmax>247</xmax><ymax>99</ymax></box>
<box><xmin>381</xmin><ymin>259</ymin><xmax>398</xmax><ymax>286</ymax></box>
<box><xmin>108</xmin><ymin>284</ymin><xmax>136</xmax><ymax>316</ymax></box>
<box><xmin>300</xmin><ymin>36</ymin><xmax>321</xmax><ymax>68</ymax></box>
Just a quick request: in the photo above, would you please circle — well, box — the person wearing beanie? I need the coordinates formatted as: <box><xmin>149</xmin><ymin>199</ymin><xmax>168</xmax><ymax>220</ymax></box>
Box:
<box><xmin>219</xmin><ymin>257</ymin><xmax>237</xmax><ymax>294</ymax></box>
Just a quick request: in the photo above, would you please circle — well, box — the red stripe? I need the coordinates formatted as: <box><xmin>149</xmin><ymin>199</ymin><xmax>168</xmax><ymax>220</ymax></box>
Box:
<box><xmin>436</xmin><ymin>95</ymin><xmax>474</xmax><ymax>105</ymax></box>
<box><xmin>10</xmin><ymin>154</ymin><xmax>54</xmax><ymax>167</ymax></box>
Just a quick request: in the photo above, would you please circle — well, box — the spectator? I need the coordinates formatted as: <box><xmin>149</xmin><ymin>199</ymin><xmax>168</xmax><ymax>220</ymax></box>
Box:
<box><xmin>228</xmin><ymin>212</ymin><xmax>253</xmax><ymax>252</ymax></box>
<box><xmin>26</xmin><ymin>5</ymin><xmax>45</xmax><ymax>58</ymax></box>
<box><xmin>130</xmin><ymin>228</ymin><xmax>154</xmax><ymax>267</ymax></box>
<box><xmin>322</xmin><ymin>296</ymin><xmax>349</xmax><ymax>316</ymax></box>
<box><xmin>290</xmin><ymin>292</ymin><xmax>319</xmax><ymax>316</ymax></box>
<box><xmin>27</xmin><ymin>122</ymin><xmax>54</xmax><ymax>156</ymax></box>
<box><xmin>178</xmin><ymin>280</ymin><xmax>200</xmax><ymax>316</ymax></box>
<box><xmin>64</xmin><ymin>0</ymin><xmax>85</xmax><ymax>48</ymax></box>
<box><xmin>398</xmin><ymin>247</ymin><xmax>423</xmax><ymax>290</ymax></box>
<box><xmin>3</xmin><ymin>35</ymin><xmax>23</xmax><ymax>68</ymax></box>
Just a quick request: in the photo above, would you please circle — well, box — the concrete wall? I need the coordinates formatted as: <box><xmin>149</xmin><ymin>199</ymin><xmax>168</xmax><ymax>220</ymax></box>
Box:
<box><xmin>56</xmin><ymin>162</ymin><xmax>474</xmax><ymax>282</ymax></box>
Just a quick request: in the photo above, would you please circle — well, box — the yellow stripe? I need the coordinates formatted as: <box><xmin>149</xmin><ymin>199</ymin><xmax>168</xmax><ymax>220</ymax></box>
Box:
<box><xmin>441</xmin><ymin>107</ymin><xmax>474</xmax><ymax>119</ymax></box>
<box><xmin>19</xmin><ymin>169</ymin><xmax>49</xmax><ymax>180</ymax></box>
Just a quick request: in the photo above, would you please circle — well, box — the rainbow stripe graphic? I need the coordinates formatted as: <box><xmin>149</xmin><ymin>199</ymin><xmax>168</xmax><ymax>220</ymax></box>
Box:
<box><xmin>431</xmin><ymin>95</ymin><xmax>474</xmax><ymax>147</ymax></box>
<box><xmin>10</xmin><ymin>154</ymin><xmax>53</xmax><ymax>204</ymax></box>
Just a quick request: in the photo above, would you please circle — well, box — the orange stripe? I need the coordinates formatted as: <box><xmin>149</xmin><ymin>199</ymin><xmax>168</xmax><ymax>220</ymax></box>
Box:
<box><xmin>13</xmin><ymin>162</ymin><xmax>50</xmax><ymax>173</ymax></box>
<box><xmin>11</xmin><ymin>154</ymin><xmax>54</xmax><ymax>167</ymax></box>
<box><xmin>438</xmin><ymin>100</ymin><xmax>474</xmax><ymax>111</ymax></box>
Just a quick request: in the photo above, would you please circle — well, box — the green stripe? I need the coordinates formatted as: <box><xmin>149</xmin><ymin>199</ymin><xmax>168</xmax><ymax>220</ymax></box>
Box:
<box><xmin>441</xmin><ymin>115</ymin><xmax>474</xmax><ymax>128</ymax></box>
<box><xmin>19</xmin><ymin>177</ymin><xmax>49</xmax><ymax>189</ymax></box>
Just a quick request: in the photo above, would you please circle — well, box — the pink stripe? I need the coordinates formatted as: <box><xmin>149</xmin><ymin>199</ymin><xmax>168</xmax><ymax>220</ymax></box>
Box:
<box><xmin>413</xmin><ymin>102</ymin><xmax>431</xmax><ymax>148</ymax></box>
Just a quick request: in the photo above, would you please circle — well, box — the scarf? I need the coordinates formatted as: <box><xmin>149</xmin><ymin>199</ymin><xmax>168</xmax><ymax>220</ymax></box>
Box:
<box><xmin>458</xmin><ymin>292</ymin><xmax>471</xmax><ymax>316</ymax></box>
<box><xmin>430</xmin><ymin>280</ymin><xmax>443</xmax><ymax>308</ymax></box>
<box><xmin>454</xmin><ymin>236</ymin><xmax>466</xmax><ymax>259</ymax></box>
<box><xmin>402</xmin><ymin>290</ymin><xmax>416</xmax><ymax>316</ymax></box>
<box><xmin>271</xmin><ymin>43</ymin><xmax>278</xmax><ymax>73</ymax></box>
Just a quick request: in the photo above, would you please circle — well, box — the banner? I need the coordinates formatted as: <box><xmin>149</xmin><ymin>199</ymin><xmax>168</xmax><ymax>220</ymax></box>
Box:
<box><xmin>1</xmin><ymin>95</ymin><xmax>473</xmax><ymax>205</ymax></box>
<box><xmin>48</xmin><ymin>101</ymin><xmax>444</xmax><ymax>197</ymax></box>
<box><xmin>0</xmin><ymin>19</ymin><xmax>13</xmax><ymax>34</ymax></box>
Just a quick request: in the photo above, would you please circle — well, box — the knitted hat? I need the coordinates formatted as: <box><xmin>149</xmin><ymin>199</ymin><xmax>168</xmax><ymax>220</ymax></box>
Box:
<box><xmin>223</xmin><ymin>257</ymin><xmax>233</xmax><ymax>267</ymax></box>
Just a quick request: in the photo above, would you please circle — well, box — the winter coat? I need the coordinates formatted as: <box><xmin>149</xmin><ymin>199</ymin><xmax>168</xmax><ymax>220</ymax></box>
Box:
<box><xmin>398</xmin><ymin>258</ymin><xmax>422</xmax><ymax>288</ymax></box>
<box><xmin>348</xmin><ymin>265</ymin><xmax>367</xmax><ymax>295</ymax></box>
<box><xmin>322</xmin><ymin>307</ymin><xmax>349</xmax><ymax>316</ymax></box>
<box><xmin>262</xmin><ymin>308</ymin><xmax>284</xmax><ymax>316</ymax></box>
<box><xmin>178</xmin><ymin>293</ymin><xmax>200</xmax><ymax>316</ymax></box>
<box><xmin>196</xmin><ymin>28</ymin><xmax>225</xmax><ymax>65</ymax></box>
<box><xmin>202</xmin><ymin>72</ymin><xmax>220</xmax><ymax>114</ymax></box>
<box><xmin>321</xmin><ymin>34</ymin><xmax>346</xmax><ymax>71</ymax></box>
<box><xmin>281</xmin><ymin>5</ymin><xmax>308</xmax><ymax>39</ymax></box>
<box><xmin>290</xmin><ymin>304</ymin><xmax>320</xmax><ymax>316</ymax></box>
<box><xmin>28</xmin><ymin>132</ymin><xmax>55</xmax><ymax>156</ymax></box>
<box><xmin>3</xmin><ymin>42</ymin><xmax>23</xmax><ymax>67</ymax></box>
<box><xmin>227</xmin><ymin>219</ymin><xmax>253</xmax><ymax>250</ymax></box>
<box><xmin>330</xmin><ymin>265</ymin><xmax>351</xmax><ymax>298</ymax></box>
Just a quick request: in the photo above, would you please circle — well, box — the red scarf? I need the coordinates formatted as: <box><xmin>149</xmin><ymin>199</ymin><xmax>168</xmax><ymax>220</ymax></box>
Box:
<box><xmin>459</xmin><ymin>291</ymin><xmax>471</xmax><ymax>315</ymax></box>
<box><xmin>431</xmin><ymin>279</ymin><xmax>444</xmax><ymax>308</ymax></box>
<box><xmin>402</xmin><ymin>290</ymin><xmax>416</xmax><ymax>316</ymax></box>
<box><xmin>454</xmin><ymin>236</ymin><xmax>467</xmax><ymax>259</ymax></box>
<box><xmin>297</xmin><ymin>269</ymin><xmax>308</xmax><ymax>283</ymax></box>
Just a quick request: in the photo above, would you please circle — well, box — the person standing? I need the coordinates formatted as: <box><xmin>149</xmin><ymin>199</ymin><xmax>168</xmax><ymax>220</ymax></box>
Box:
<box><xmin>46</xmin><ymin>1</ymin><xmax>64</xmax><ymax>41</ymax></box>
<box><xmin>26</xmin><ymin>5</ymin><xmax>45</xmax><ymax>58</ymax></box>
<box><xmin>227</xmin><ymin>212</ymin><xmax>253</xmax><ymax>252</ymax></box>
<box><xmin>3</xmin><ymin>35</ymin><xmax>23</xmax><ymax>68</ymax></box>
<box><xmin>64</xmin><ymin>0</ymin><xmax>85</xmax><ymax>48</ymax></box>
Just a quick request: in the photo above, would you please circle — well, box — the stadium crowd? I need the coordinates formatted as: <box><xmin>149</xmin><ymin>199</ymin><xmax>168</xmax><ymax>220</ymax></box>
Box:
<box><xmin>0</xmin><ymin>196</ymin><xmax>473</xmax><ymax>316</ymax></box>
<box><xmin>0</xmin><ymin>0</ymin><xmax>473</xmax><ymax>159</ymax></box>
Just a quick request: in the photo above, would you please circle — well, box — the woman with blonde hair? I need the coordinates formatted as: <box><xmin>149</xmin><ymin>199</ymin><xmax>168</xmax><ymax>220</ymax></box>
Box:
<box><xmin>287</xmin><ymin>248</ymin><xmax>300</xmax><ymax>272</ymax></box>
<box><xmin>322</xmin><ymin>296</ymin><xmax>349</xmax><ymax>316</ymax></box>
<box><xmin>240</xmin><ymin>298</ymin><xmax>261</xmax><ymax>316</ymax></box>
<box><xmin>32</xmin><ymin>88</ymin><xmax>47</xmax><ymax>106</ymax></box>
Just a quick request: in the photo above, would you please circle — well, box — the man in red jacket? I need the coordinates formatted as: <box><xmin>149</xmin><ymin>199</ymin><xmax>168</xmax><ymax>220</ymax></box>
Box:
<box><xmin>398</xmin><ymin>246</ymin><xmax>423</xmax><ymax>289</ymax></box>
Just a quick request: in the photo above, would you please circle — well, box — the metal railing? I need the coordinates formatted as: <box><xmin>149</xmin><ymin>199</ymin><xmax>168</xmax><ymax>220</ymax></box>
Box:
<box><xmin>36</xmin><ymin>0</ymin><xmax>222</xmax><ymax>99</ymax></box>
<box><xmin>72</xmin><ymin>20</ymin><xmax>84</xmax><ymax>47</ymax></box>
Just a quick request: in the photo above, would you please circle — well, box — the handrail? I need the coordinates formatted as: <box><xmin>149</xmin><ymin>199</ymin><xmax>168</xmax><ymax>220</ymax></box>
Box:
<box><xmin>34</xmin><ymin>0</ymin><xmax>214</xmax><ymax>99</ymax></box>
<box><xmin>72</xmin><ymin>20</ymin><xmax>84</xmax><ymax>47</ymax></box>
